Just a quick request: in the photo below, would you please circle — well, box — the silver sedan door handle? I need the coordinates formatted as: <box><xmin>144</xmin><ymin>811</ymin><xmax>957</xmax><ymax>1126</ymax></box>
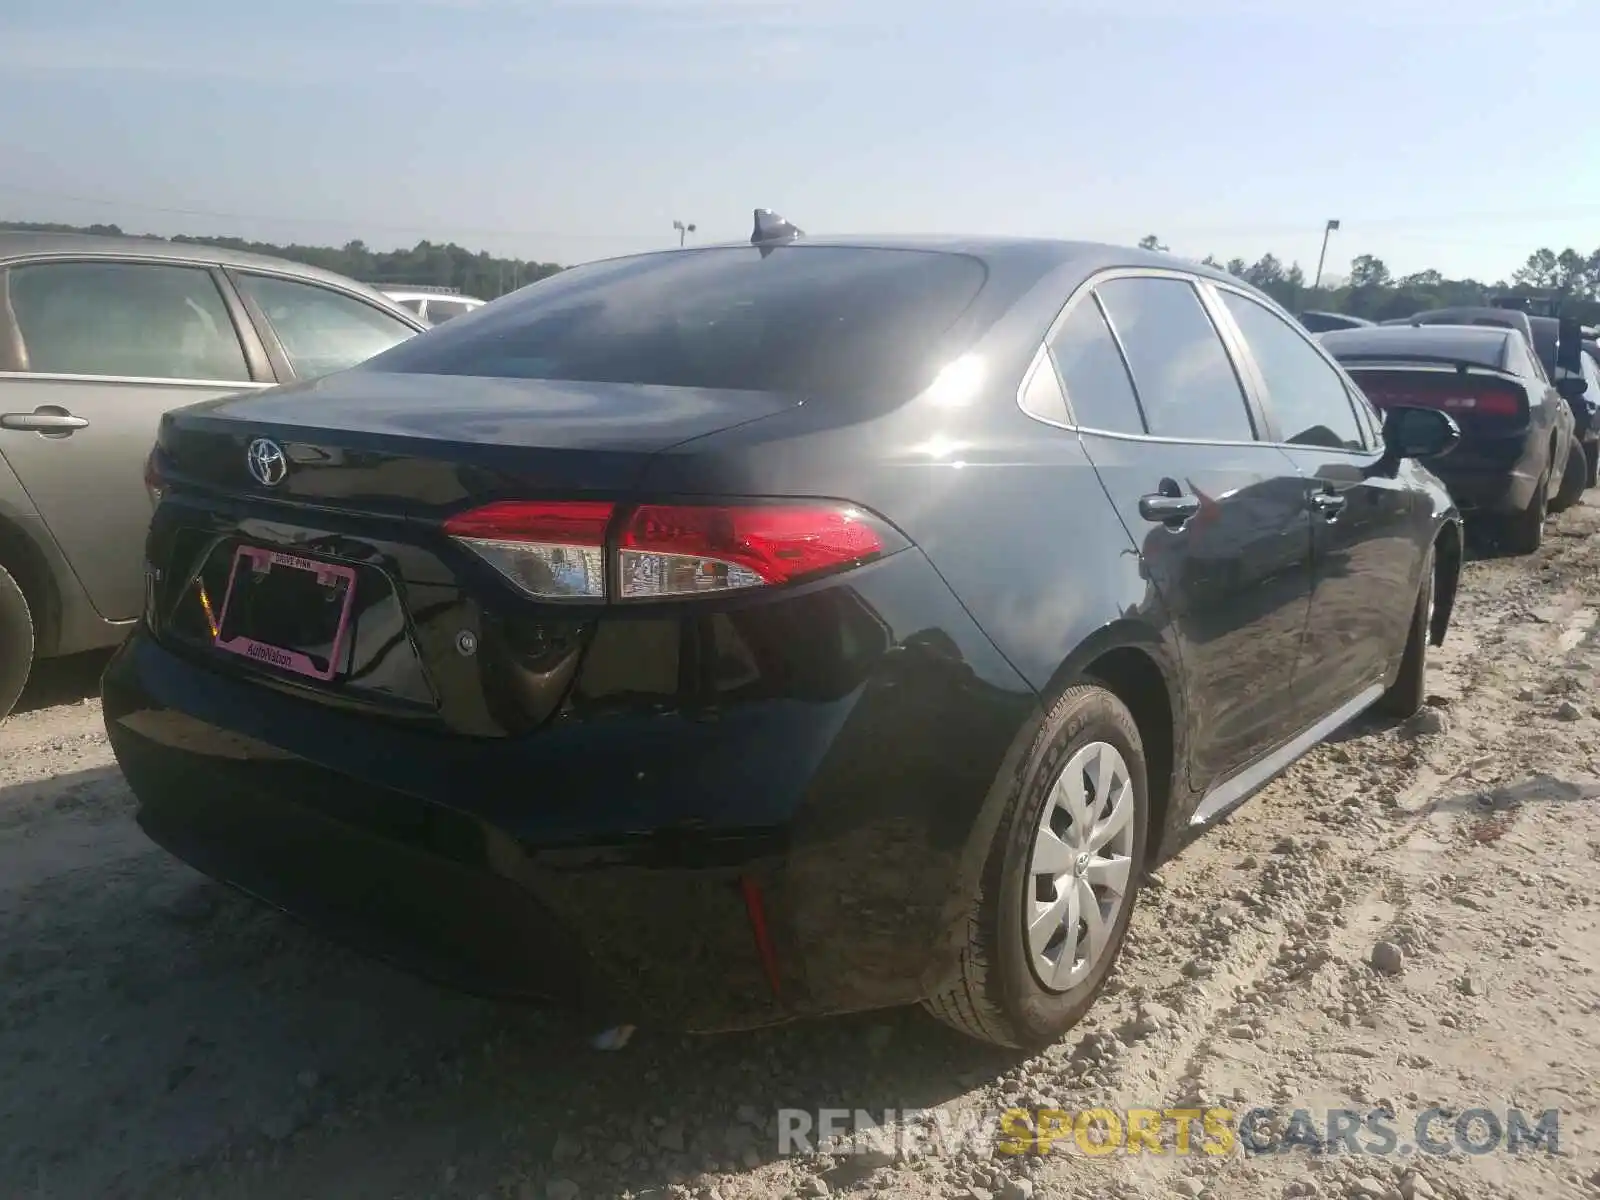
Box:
<box><xmin>0</xmin><ymin>408</ymin><xmax>90</xmax><ymax>435</ymax></box>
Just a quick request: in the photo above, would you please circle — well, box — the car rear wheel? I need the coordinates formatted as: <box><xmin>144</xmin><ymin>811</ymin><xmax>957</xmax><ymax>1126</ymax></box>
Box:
<box><xmin>1551</xmin><ymin>441</ymin><xmax>1587</xmax><ymax>513</ymax></box>
<box><xmin>0</xmin><ymin>563</ymin><xmax>35</xmax><ymax>722</ymax></box>
<box><xmin>1374</xmin><ymin>546</ymin><xmax>1433</xmax><ymax>720</ymax></box>
<box><xmin>1498</xmin><ymin>462</ymin><xmax>1549</xmax><ymax>555</ymax></box>
<box><xmin>923</xmin><ymin>684</ymin><xmax>1148</xmax><ymax>1049</ymax></box>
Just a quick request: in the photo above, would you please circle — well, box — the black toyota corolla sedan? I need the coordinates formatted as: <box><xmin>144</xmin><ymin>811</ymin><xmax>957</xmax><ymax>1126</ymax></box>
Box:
<box><xmin>105</xmin><ymin>214</ymin><xmax>1464</xmax><ymax>1048</ymax></box>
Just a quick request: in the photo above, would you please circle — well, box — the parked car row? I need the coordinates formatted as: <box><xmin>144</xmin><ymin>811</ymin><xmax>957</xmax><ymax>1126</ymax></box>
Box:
<box><xmin>1313</xmin><ymin>303</ymin><xmax>1594</xmax><ymax>553</ymax></box>
<box><xmin>75</xmin><ymin>214</ymin><xmax>1478</xmax><ymax>1051</ymax></box>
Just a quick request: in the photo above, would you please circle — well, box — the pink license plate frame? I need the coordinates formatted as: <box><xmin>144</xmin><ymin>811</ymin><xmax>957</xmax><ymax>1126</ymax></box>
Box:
<box><xmin>211</xmin><ymin>546</ymin><xmax>358</xmax><ymax>682</ymax></box>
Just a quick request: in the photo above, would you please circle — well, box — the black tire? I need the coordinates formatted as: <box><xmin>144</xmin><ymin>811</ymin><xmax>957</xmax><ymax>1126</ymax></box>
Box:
<box><xmin>922</xmin><ymin>684</ymin><xmax>1149</xmax><ymax>1049</ymax></box>
<box><xmin>1498</xmin><ymin>462</ymin><xmax>1549</xmax><ymax>555</ymax></box>
<box><xmin>1586</xmin><ymin>441</ymin><xmax>1599</xmax><ymax>490</ymax></box>
<box><xmin>0</xmin><ymin>563</ymin><xmax>34</xmax><ymax>722</ymax></box>
<box><xmin>1551</xmin><ymin>440</ymin><xmax>1587</xmax><ymax>513</ymax></box>
<box><xmin>1374</xmin><ymin>546</ymin><xmax>1433</xmax><ymax>720</ymax></box>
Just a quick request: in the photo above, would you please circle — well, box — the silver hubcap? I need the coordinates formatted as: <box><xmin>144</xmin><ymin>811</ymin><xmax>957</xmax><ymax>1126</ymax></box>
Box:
<box><xmin>1026</xmin><ymin>741</ymin><xmax>1137</xmax><ymax>992</ymax></box>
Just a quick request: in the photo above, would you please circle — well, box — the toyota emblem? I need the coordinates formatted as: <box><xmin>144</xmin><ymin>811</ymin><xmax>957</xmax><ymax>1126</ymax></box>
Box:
<box><xmin>246</xmin><ymin>437</ymin><xmax>288</xmax><ymax>487</ymax></box>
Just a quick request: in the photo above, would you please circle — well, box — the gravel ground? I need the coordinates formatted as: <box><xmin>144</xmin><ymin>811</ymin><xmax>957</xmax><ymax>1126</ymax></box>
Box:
<box><xmin>5</xmin><ymin>499</ymin><xmax>1600</xmax><ymax>1200</ymax></box>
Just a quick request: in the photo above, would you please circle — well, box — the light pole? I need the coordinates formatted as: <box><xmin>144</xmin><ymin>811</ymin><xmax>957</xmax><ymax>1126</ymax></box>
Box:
<box><xmin>673</xmin><ymin>219</ymin><xmax>697</xmax><ymax>247</ymax></box>
<box><xmin>1313</xmin><ymin>218</ymin><xmax>1341</xmax><ymax>290</ymax></box>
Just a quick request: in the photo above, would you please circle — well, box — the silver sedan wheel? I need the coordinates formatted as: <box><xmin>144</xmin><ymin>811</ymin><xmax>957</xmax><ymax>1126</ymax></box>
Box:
<box><xmin>1025</xmin><ymin>740</ymin><xmax>1137</xmax><ymax>992</ymax></box>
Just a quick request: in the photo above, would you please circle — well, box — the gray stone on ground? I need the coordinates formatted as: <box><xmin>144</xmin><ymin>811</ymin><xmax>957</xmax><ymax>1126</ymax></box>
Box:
<box><xmin>1370</xmin><ymin>941</ymin><xmax>1405</xmax><ymax>975</ymax></box>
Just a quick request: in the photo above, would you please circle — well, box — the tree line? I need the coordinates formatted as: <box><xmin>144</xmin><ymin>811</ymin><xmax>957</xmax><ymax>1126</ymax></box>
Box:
<box><xmin>0</xmin><ymin>221</ymin><xmax>564</xmax><ymax>300</ymax></box>
<box><xmin>7</xmin><ymin>219</ymin><xmax>1600</xmax><ymax>323</ymax></box>
<box><xmin>1136</xmin><ymin>234</ymin><xmax>1600</xmax><ymax>325</ymax></box>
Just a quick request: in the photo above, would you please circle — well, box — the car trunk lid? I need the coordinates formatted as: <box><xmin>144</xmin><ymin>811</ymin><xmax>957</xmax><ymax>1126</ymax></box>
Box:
<box><xmin>155</xmin><ymin>371</ymin><xmax>800</xmax><ymax>516</ymax></box>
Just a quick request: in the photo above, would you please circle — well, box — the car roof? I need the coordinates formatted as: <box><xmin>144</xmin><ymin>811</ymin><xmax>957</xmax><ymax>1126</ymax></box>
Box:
<box><xmin>1320</xmin><ymin>323</ymin><xmax>1514</xmax><ymax>370</ymax></box>
<box><xmin>574</xmin><ymin>233</ymin><xmax>1246</xmax><ymax>285</ymax></box>
<box><xmin>0</xmin><ymin>231</ymin><xmax>406</xmax><ymax>303</ymax></box>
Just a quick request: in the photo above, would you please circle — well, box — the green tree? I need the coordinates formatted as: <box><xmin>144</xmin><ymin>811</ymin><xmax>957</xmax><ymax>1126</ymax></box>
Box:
<box><xmin>1514</xmin><ymin>248</ymin><xmax>1561</xmax><ymax>291</ymax></box>
<box><xmin>1243</xmin><ymin>253</ymin><xmax>1285</xmax><ymax>287</ymax></box>
<box><xmin>1348</xmin><ymin>255</ymin><xmax>1392</xmax><ymax>289</ymax></box>
<box><xmin>1398</xmin><ymin>269</ymin><xmax>1442</xmax><ymax>289</ymax></box>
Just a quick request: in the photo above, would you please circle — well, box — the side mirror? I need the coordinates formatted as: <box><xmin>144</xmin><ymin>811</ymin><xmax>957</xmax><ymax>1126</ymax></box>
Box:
<box><xmin>1557</xmin><ymin>375</ymin><xmax>1588</xmax><ymax>401</ymax></box>
<box><xmin>1383</xmin><ymin>406</ymin><xmax>1460</xmax><ymax>461</ymax></box>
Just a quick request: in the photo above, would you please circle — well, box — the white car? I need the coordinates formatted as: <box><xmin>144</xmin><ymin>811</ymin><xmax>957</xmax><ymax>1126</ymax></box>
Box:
<box><xmin>378</xmin><ymin>289</ymin><xmax>486</xmax><ymax>325</ymax></box>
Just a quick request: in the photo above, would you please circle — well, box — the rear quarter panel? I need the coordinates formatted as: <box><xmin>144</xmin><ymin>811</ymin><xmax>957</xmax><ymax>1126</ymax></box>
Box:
<box><xmin>636</xmin><ymin>259</ymin><xmax>1192</xmax><ymax>860</ymax></box>
<box><xmin>0</xmin><ymin>449</ymin><xmax>108</xmax><ymax>659</ymax></box>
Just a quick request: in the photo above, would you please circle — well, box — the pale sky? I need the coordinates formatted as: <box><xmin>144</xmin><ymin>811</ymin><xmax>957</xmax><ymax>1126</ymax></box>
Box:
<box><xmin>3</xmin><ymin>0</ymin><xmax>1600</xmax><ymax>282</ymax></box>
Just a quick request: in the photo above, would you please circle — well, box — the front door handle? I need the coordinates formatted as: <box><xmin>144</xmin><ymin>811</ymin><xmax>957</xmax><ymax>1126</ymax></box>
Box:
<box><xmin>0</xmin><ymin>407</ymin><xmax>90</xmax><ymax>435</ymax></box>
<box><xmin>1139</xmin><ymin>492</ymin><xmax>1202</xmax><ymax>524</ymax></box>
<box><xmin>1308</xmin><ymin>490</ymin><xmax>1346</xmax><ymax>517</ymax></box>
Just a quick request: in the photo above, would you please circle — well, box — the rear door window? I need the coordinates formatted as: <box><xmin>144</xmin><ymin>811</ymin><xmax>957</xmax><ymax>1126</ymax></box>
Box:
<box><xmin>235</xmin><ymin>274</ymin><xmax>415</xmax><ymax>379</ymax></box>
<box><xmin>363</xmin><ymin>246</ymin><xmax>988</xmax><ymax>399</ymax></box>
<box><xmin>1094</xmin><ymin>276</ymin><xmax>1255</xmax><ymax>442</ymax></box>
<box><xmin>1350</xmin><ymin>382</ymin><xmax>1384</xmax><ymax>446</ymax></box>
<box><xmin>7</xmin><ymin>260</ymin><xmax>251</xmax><ymax>382</ymax></box>
<box><xmin>1019</xmin><ymin>358</ymin><xmax>1070</xmax><ymax>424</ymax></box>
<box><xmin>1218</xmin><ymin>290</ymin><xmax>1367</xmax><ymax>451</ymax></box>
<box><xmin>1046</xmin><ymin>294</ymin><xmax>1144</xmax><ymax>434</ymax></box>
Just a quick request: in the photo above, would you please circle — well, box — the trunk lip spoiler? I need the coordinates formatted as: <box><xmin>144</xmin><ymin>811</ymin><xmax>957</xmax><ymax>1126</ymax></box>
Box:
<box><xmin>1339</xmin><ymin>356</ymin><xmax>1523</xmax><ymax>382</ymax></box>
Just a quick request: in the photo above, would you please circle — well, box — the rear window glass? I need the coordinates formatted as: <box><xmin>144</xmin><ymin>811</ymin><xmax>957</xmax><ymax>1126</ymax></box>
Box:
<box><xmin>425</xmin><ymin>299</ymin><xmax>473</xmax><ymax>323</ymax></box>
<box><xmin>362</xmin><ymin>246</ymin><xmax>987</xmax><ymax>398</ymax></box>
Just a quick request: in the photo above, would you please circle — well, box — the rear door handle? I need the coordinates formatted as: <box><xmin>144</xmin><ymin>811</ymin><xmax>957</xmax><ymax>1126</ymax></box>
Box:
<box><xmin>1</xmin><ymin>409</ymin><xmax>90</xmax><ymax>434</ymax></box>
<box><xmin>1308</xmin><ymin>490</ymin><xmax>1346</xmax><ymax>516</ymax></box>
<box><xmin>1139</xmin><ymin>492</ymin><xmax>1202</xmax><ymax>524</ymax></box>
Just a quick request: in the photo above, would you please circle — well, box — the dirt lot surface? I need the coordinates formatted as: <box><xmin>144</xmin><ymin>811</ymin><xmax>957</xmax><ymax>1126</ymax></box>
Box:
<box><xmin>6</xmin><ymin>501</ymin><xmax>1600</xmax><ymax>1200</ymax></box>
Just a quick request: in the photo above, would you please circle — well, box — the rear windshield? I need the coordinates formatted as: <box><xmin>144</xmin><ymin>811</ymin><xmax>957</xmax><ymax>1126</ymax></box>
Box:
<box><xmin>362</xmin><ymin>246</ymin><xmax>988</xmax><ymax>398</ymax></box>
<box><xmin>424</xmin><ymin>299</ymin><xmax>474</xmax><ymax>323</ymax></box>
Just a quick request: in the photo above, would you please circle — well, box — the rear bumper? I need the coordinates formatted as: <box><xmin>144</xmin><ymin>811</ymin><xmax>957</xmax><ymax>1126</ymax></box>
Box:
<box><xmin>104</xmin><ymin>555</ymin><xmax>1037</xmax><ymax>1032</ymax></box>
<box><xmin>1427</xmin><ymin>437</ymin><xmax>1544</xmax><ymax>515</ymax></box>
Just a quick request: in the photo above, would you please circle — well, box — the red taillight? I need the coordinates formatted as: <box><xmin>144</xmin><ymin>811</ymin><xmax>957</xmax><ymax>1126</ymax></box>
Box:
<box><xmin>618</xmin><ymin>503</ymin><xmax>888</xmax><ymax>599</ymax></box>
<box><xmin>443</xmin><ymin>500</ymin><xmax>614</xmax><ymax>600</ymax></box>
<box><xmin>442</xmin><ymin>499</ymin><xmax>898</xmax><ymax>602</ymax></box>
<box><xmin>1352</xmin><ymin>372</ymin><xmax>1526</xmax><ymax>419</ymax></box>
<box><xmin>442</xmin><ymin>500</ymin><xmax>615</xmax><ymax>544</ymax></box>
<box><xmin>1429</xmin><ymin>387</ymin><xmax>1522</xmax><ymax>417</ymax></box>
